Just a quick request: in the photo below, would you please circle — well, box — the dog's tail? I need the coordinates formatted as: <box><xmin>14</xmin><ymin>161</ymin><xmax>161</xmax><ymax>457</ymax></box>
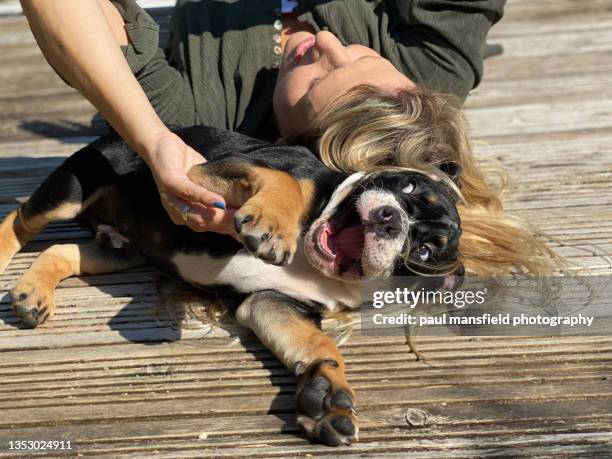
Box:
<box><xmin>155</xmin><ymin>277</ymin><xmax>243</xmax><ymax>334</ymax></box>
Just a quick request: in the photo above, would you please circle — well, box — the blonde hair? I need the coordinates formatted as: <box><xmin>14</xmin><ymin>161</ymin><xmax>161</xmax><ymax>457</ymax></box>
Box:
<box><xmin>295</xmin><ymin>85</ymin><xmax>559</xmax><ymax>276</ymax></box>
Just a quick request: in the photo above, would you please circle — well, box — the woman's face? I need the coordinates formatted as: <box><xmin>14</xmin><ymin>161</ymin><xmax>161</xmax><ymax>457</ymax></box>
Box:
<box><xmin>273</xmin><ymin>31</ymin><xmax>415</xmax><ymax>138</ymax></box>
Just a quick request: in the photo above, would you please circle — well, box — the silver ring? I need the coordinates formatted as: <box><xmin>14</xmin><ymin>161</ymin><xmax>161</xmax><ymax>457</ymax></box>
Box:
<box><xmin>182</xmin><ymin>205</ymin><xmax>191</xmax><ymax>223</ymax></box>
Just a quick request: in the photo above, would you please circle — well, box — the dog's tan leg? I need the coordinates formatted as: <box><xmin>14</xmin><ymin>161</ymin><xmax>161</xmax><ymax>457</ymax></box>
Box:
<box><xmin>236</xmin><ymin>291</ymin><xmax>357</xmax><ymax>446</ymax></box>
<box><xmin>189</xmin><ymin>161</ymin><xmax>316</xmax><ymax>265</ymax></box>
<box><xmin>11</xmin><ymin>242</ymin><xmax>144</xmax><ymax>328</ymax></box>
<box><xmin>0</xmin><ymin>204</ymin><xmax>68</xmax><ymax>274</ymax></box>
<box><xmin>0</xmin><ymin>209</ymin><xmax>35</xmax><ymax>274</ymax></box>
<box><xmin>0</xmin><ymin>188</ymin><xmax>108</xmax><ymax>275</ymax></box>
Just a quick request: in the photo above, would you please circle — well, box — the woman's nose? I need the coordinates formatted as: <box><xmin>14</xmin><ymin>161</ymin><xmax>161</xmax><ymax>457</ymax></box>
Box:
<box><xmin>314</xmin><ymin>31</ymin><xmax>349</xmax><ymax>67</ymax></box>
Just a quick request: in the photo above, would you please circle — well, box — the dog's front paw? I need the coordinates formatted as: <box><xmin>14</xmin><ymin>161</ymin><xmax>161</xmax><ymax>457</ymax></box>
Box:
<box><xmin>10</xmin><ymin>279</ymin><xmax>55</xmax><ymax>328</ymax></box>
<box><xmin>234</xmin><ymin>201</ymin><xmax>298</xmax><ymax>266</ymax></box>
<box><xmin>295</xmin><ymin>360</ymin><xmax>358</xmax><ymax>446</ymax></box>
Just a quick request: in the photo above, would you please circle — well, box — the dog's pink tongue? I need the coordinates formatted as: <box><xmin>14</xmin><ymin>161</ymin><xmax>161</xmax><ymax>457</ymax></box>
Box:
<box><xmin>332</xmin><ymin>226</ymin><xmax>364</xmax><ymax>259</ymax></box>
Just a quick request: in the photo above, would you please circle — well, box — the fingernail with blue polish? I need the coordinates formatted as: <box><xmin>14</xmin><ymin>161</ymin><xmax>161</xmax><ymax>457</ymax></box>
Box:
<box><xmin>212</xmin><ymin>201</ymin><xmax>226</xmax><ymax>210</ymax></box>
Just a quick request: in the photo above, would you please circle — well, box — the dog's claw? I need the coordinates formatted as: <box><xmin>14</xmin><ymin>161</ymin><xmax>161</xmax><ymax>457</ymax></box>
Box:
<box><xmin>233</xmin><ymin>204</ymin><xmax>298</xmax><ymax>266</ymax></box>
<box><xmin>233</xmin><ymin>214</ymin><xmax>253</xmax><ymax>234</ymax></box>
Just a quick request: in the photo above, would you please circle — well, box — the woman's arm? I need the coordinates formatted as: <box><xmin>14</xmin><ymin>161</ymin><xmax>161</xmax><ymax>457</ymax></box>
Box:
<box><xmin>386</xmin><ymin>0</ymin><xmax>506</xmax><ymax>102</ymax></box>
<box><xmin>20</xmin><ymin>0</ymin><xmax>234</xmax><ymax>232</ymax></box>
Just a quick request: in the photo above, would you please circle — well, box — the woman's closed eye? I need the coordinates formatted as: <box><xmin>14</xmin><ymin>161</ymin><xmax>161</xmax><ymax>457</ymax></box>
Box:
<box><xmin>308</xmin><ymin>77</ymin><xmax>322</xmax><ymax>89</ymax></box>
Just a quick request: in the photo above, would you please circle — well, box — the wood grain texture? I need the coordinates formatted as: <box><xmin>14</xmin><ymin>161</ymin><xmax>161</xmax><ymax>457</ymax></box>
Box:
<box><xmin>0</xmin><ymin>0</ymin><xmax>611</xmax><ymax>456</ymax></box>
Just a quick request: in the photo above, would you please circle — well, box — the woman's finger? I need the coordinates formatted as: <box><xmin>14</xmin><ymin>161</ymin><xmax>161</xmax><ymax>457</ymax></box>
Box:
<box><xmin>164</xmin><ymin>175</ymin><xmax>226</xmax><ymax>210</ymax></box>
<box><xmin>188</xmin><ymin>208</ymin><xmax>236</xmax><ymax>234</ymax></box>
<box><xmin>192</xmin><ymin>203</ymin><xmax>236</xmax><ymax>226</ymax></box>
<box><xmin>160</xmin><ymin>192</ymin><xmax>236</xmax><ymax>234</ymax></box>
<box><xmin>159</xmin><ymin>193</ymin><xmax>185</xmax><ymax>224</ymax></box>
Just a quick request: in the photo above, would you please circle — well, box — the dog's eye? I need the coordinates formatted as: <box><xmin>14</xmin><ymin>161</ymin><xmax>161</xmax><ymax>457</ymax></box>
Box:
<box><xmin>418</xmin><ymin>245</ymin><xmax>430</xmax><ymax>261</ymax></box>
<box><xmin>402</xmin><ymin>182</ymin><xmax>415</xmax><ymax>194</ymax></box>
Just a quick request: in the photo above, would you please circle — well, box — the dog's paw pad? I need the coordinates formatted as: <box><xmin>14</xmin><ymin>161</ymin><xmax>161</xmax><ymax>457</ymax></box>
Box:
<box><xmin>296</xmin><ymin>364</ymin><xmax>358</xmax><ymax>446</ymax></box>
<box><xmin>330</xmin><ymin>390</ymin><xmax>354</xmax><ymax>409</ymax></box>
<box><xmin>10</xmin><ymin>283</ymin><xmax>55</xmax><ymax>328</ymax></box>
<box><xmin>242</xmin><ymin>233</ymin><xmax>260</xmax><ymax>253</ymax></box>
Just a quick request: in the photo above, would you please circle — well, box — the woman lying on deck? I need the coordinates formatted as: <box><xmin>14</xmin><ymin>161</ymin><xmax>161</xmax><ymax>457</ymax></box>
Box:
<box><xmin>19</xmin><ymin>0</ymin><xmax>554</xmax><ymax>274</ymax></box>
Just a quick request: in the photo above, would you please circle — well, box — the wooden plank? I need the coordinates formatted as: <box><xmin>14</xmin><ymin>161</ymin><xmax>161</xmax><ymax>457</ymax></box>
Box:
<box><xmin>1</xmin><ymin>401</ymin><xmax>611</xmax><ymax>457</ymax></box>
<box><xmin>0</xmin><ymin>138</ymin><xmax>91</xmax><ymax>157</ymax></box>
<box><xmin>0</xmin><ymin>360</ymin><xmax>609</xmax><ymax>409</ymax></box>
<box><xmin>467</xmin><ymin>72</ymin><xmax>612</xmax><ymax>109</ymax></box>
<box><xmin>0</xmin><ymin>103</ymin><xmax>98</xmax><ymax>143</ymax></box>
<box><xmin>487</xmin><ymin>27</ymin><xmax>612</xmax><ymax>60</ymax></box>
<box><xmin>467</xmin><ymin>99</ymin><xmax>612</xmax><ymax>138</ymax></box>
<box><xmin>0</xmin><ymin>377</ymin><xmax>609</xmax><ymax>428</ymax></box>
<box><xmin>482</xmin><ymin>50</ymin><xmax>612</xmax><ymax>82</ymax></box>
<box><xmin>76</xmin><ymin>438</ymin><xmax>610</xmax><ymax>458</ymax></box>
<box><xmin>0</xmin><ymin>337</ymin><xmax>610</xmax><ymax>383</ymax></box>
<box><xmin>503</xmin><ymin>0</ymin><xmax>612</xmax><ymax>21</ymax></box>
<box><xmin>0</xmin><ymin>334</ymin><xmax>609</xmax><ymax>366</ymax></box>
<box><xmin>491</xmin><ymin>14</ymin><xmax>612</xmax><ymax>39</ymax></box>
<box><xmin>492</xmin><ymin>1</ymin><xmax>612</xmax><ymax>37</ymax></box>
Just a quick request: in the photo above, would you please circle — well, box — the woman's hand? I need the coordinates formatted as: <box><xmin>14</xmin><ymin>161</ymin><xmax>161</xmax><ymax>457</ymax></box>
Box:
<box><xmin>145</xmin><ymin>131</ymin><xmax>236</xmax><ymax>234</ymax></box>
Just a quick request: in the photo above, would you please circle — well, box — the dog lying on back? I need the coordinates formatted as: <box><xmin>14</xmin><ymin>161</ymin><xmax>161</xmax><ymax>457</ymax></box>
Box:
<box><xmin>0</xmin><ymin>126</ymin><xmax>462</xmax><ymax>446</ymax></box>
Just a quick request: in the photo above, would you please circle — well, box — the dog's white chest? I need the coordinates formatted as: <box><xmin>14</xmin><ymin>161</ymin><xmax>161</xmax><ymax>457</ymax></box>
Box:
<box><xmin>170</xmin><ymin>249</ymin><xmax>363</xmax><ymax>309</ymax></box>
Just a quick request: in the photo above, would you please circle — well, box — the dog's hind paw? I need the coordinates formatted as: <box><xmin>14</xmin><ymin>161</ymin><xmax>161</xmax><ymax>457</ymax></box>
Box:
<box><xmin>234</xmin><ymin>202</ymin><xmax>298</xmax><ymax>266</ymax></box>
<box><xmin>10</xmin><ymin>280</ymin><xmax>55</xmax><ymax>328</ymax></box>
<box><xmin>295</xmin><ymin>360</ymin><xmax>358</xmax><ymax>446</ymax></box>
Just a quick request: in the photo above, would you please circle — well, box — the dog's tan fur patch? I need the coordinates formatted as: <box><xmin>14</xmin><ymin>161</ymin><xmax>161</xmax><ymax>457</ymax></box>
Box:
<box><xmin>0</xmin><ymin>210</ymin><xmax>27</xmax><ymax>274</ymax></box>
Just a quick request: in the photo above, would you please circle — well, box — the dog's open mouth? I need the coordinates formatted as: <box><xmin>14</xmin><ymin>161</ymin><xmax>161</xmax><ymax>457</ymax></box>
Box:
<box><xmin>313</xmin><ymin>202</ymin><xmax>365</xmax><ymax>279</ymax></box>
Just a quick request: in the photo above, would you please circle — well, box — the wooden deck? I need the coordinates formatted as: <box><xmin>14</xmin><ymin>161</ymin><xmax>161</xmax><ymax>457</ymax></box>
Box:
<box><xmin>1</xmin><ymin>0</ymin><xmax>612</xmax><ymax>456</ymax></box>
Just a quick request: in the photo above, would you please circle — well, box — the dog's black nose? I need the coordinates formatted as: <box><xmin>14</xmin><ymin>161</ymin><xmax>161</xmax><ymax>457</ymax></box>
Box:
<box><xmin>372</xmin><ymin>206</ymin><xmax>402</xmax><ymax>239</ymax></box>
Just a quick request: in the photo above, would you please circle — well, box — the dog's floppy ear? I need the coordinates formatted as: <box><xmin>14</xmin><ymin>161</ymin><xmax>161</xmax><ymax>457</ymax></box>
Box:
<box><xmin>439</xmin><ymin>162</ymin><xmax>462</xmax><ymax>188</ymax></box>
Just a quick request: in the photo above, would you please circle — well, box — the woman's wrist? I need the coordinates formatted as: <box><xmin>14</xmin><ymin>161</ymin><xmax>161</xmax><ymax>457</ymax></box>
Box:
<box><xmin>131</xmin><ymin>122</ymin><xmax>175</xmax><ymax>168</ymax></box>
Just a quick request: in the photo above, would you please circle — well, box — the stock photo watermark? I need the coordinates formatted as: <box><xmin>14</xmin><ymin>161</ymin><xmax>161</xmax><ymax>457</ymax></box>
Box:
<box><xmin>361</xmin><ymin>276</ymin><xmax>612</xmax><ymax>336</ymax></box>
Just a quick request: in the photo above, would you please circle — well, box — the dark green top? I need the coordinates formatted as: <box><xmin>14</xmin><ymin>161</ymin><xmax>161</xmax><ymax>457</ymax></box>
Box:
<box><xmin>117</xmin><ymin>0</ymin><xmax>505</xmax><ymax>139</ymax></box>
